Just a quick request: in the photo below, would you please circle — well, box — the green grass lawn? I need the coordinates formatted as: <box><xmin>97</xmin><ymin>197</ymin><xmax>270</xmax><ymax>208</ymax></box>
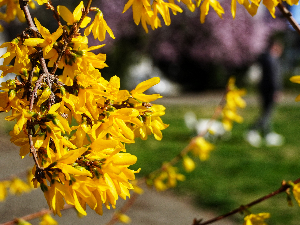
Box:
<box><xmin>127</xmin><ymin>102</ymin><xmax>300</xmax><ymax>225</ymax></box>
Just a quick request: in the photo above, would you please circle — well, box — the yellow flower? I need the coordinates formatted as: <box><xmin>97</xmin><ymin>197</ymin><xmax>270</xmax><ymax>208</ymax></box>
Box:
<box><xmin>200</xmin><ymin>0</ymin><xmax>224</xmax><ymax>23</ymax></box>
<box><xmin>9</xmin><ymin>178</ymin><xmax>31</xmax><ymax>195</ymax></box>
<box><xmin>183</xmin><ymin>156</ymin><xmax>196</xmax><ymax>172</ymax></box>
<box><xmin>152</xmin><ymin>163</ymin><xmax>185</xmax><ymax>191</ymax></box>
<box><xmin>34</xmin><ymin>0</ymin><xmax>48</xmax><ymax>5</ymax></box>
<box><xmin>243</xmin><ymin>213</ymin><xmax>270</xmax><ymax>225</ymax></box>
<box><xmin>16</xmin><ymin>219</ymin><xmax>32</xmax><ymax>225</ymax></box>
<box><xmin>171</xmin><ymin>0</ymin><xmax>196</xmax><ymax>12</ymax></box>
<box><xmin>0</xmin><ymin>92</ymin><xmax>10</xmax><ymax>112</ymax></box>
<box><xmin>190</xmin><ymin>137</ymin><xmax>214</xmax><ymax>161</ymax></box>
<box><xmin>0</xmin><ymin>38</ymin><xmax>33</xmax><ymax>74</ymax></box>
<box><xmin>231</xmin><ymin>0</ymin><xmax>245</xmax><ymax>19</ymax></box>
<box><xmin>39</xmin><ymin>214</ymin><xmax>58</xmax><ymax>225</ymax></box>
<box><xmin>290</xmin><ymin>75</ymin><xmax>300</xmax><ymax>101</ymax></box>
<box><xmin>222</xmin><ymin>77</ymin><xmax>246</xmax><ymax>131</ymax></box>
<box><xmin>293</xmin><ymin>183</ymin><xmax>300</xmax><ymax>206</ymax></box>
<box><xmin>84</xmin><ymin>10</ymin><xmax>115</xmax><ymax>42</ymax></box>
<box><xmin>241</xmin><ymin>0</ymin><xmax>259</xmax><ymax>16</ymax></box>
<box><xmin>117</xmin><ymin>213</ymin><xmax>131</xmax><ymax>224</ymax></box>
<box><xmin>123</xmin><ymin>0</ymin><xmax>154</xmax><ymax>26</ymax></box>
<box><xmin>0</xmin><ymin>0</ymin><xmax>36</xmax><ymax>23</ymax></box>
<box><xmin>131</xmin><ymin>180</ymin><xmax>144</xmax><ymax>194</ymax></box>
<box><xmin>57</xmin><ymin>1</ymin><xmax>91</xmax><ymax>28</ymax></box>
<box><xmin>23</xmin><ymin>18</ymin><xmax>63</xmax><ymax>57</ymax></box>
<box><xmin>152</xmin><ymin>0</ymin><xmax>183</xmax><ymax>26</ymax></box>
<box><xmin>0</xmin><ymin>181</ymin><xmax>9</xmax><ymax>201</ymax></box>
<box><xmin>5</xmin><ymin>108</ymin><xmax>34</xmax><ymax>135</ymax></box>
<box><xmin>262</xmin><ymin>0</ymin><xmax>279</xmax><ymax>18</ymax></box>
<box><xmin>131</xmin><ymin>77</ymin><xmax>162</xmax><ymax>102</ymax></box>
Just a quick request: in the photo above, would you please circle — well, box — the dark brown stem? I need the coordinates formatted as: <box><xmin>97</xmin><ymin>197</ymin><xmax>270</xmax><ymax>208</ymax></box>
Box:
<box><xmin>195</xmin><ymin>179</ymin><xmax>300</xmax><ymax>225</ymax></box>
<box><xmin>19</xmin><ymin>0</ymin><xmax>37</xmax><ymax>32</ymax></box>
<box><xmin>28</xmin><ymin>133</ymin><xmax>43</xmax><ymax>170</ymax></box>
<box><xmin>46</xmin><ymin>0</ymin><xmax>62</xmax><ymax>26</ymax></box>
<box><xmin>277</xmin><ymin>3</ymin><xmax>300</xmax><ymax>35</ymax></box>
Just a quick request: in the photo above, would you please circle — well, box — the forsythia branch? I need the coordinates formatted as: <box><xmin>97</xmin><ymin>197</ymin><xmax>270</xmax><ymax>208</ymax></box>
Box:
<box><xmin>277</xmin><ymin>3</ymin><xmax>300</xmax><ymax>36</ymax></box>
<box><xmin>194</xmin><ymin>179</ymin><xmax>299</xmax><ymax>225</ymax></box>
<box><xmin>1</xmin><ymin>204</ymin><xmax>74</xmax><ymax>225</ymax></box>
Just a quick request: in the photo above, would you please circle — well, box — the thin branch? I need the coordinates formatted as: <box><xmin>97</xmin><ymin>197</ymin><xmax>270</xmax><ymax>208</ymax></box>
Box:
<box><xmin>194</xmin><ymin>179</ymin><xmax>300</xmax><ymax>225</ymax></box>
<box><xmin>19</xmin><ymin>0</ymin><xmax>53</xmax><ymax>109</ymax></box>
<box><xmin>46</xmin><ymin>0</ymin><xmax>62</xmax><ymax>26</ymax></box>
<box><xmin>19</xmin><ymin>0</ymin><xmax>37</xmax><ymax>33</ymax></box>
<box><xmin>1</xmin><ymin>204</ymin><xmax>74</xmax><ymax>225</ymax></box>
<box><xmin>50</xmin><ymin>0</ymin><xmax>93</xmax><ymax>75</ymax></box>
<box><xmin>19</xmin><ymin>0</ymin><xmax>52</xmax><ymax>171</ymax></box>
<box><xmin>277</xmin><ymin>3</ymin><xmax>300</xmax><ymax>35</ymax></box>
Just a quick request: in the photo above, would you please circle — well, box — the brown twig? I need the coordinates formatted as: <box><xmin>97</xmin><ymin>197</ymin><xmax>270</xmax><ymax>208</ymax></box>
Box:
<box><xmin>277</xmin><ymin>3</ymin><xmax>300</xmax><ymax>36</ymax></box>
<box><xmin>19</xmin><ymin>0</ymin><xmax>53</xmax><ymax>109</ymax></box>
<box><xmin>1</xmin><ymin>204</ymin><xmax>74</xmax><ymax>225</ymax></box>
<box><xmin>19</xmin><ymin>0</ymin><xmax>50</xmax><ymax>173</ymax></box>
<box><xmin>46</xmin><ymin>0</ymin><xmax>62</xmax><ymax>26</ymax></box>
<box><xmin>194</xmin><ymin>179</ymin><xmax>299</xmax><ymax>225</ymax></box>
<box><xmin>19</xmin><ymin>0</ymin><xmax>37</xmax><ymax>33</ymax></box>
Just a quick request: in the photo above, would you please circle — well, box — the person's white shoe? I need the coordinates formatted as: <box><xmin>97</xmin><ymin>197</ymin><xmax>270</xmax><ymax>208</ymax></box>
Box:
<box><xmin>245</xmin><ymin>130</ymin><xmax>262</xmax><ymax>148</ymax></box>
<box><xmin>265</xmin><ymin>132</ymin><xmax>284</xmax><ymax>147</ymax></box>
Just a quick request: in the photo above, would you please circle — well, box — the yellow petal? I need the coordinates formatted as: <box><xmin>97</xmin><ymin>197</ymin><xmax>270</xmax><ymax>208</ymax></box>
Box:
<box><xmin>57</xmin><ymin>147</ymin><xmax>87</xmax><ymax>164</ymax></box>
<box><xmin>132</xmin><ymin>77</ymin><xmax>160</xmax><ymax>94</ymax></box>
<box><xmin>73</xmin><ymin>1</ymin><xmax>84</xmax><ymax>22</ymax></box>
<box><xmin>56</xmin><ymin>163</ymin><xmax>92</xmax><ymax>177</ymax></box>
<box><xmin>231</xmin><ymin>0</ymin><xmax>237</xmax><ymax>19</ymax></box>
<box><xmin>80</xmin><ymin>16</ymin><xmax>91</xmax><ymax>28</ymax></box>
<box><xmin>37</xmin><ymin>86</ymin><xmax>51</xmax><ymax>107</ymax></box>
<box><xmin>23</xmin><ymin>38</ymin><xmax>45</xmax><ymax>46</ymax></box>
<box><xmin>183</xmin><ymin>156</ymin><xmax>196</xmax><ymax>172</ymax></box>
<box><xmin>73</xmin><ymin>190</ymin><xmax>87</xmax><ymax>215</ymax></box>
<box><xmin>290</xmin><ymin>75</ymin><xmax>300</xmax><ymax>84</ymax></box>
<box><xmin>57</xmin><ymin>5</ymin><xmax>74</xmax><ymax>24</ymax></box>
<box><xmin>112</xmin><ymin>153</ymin><xmax>137</xmax><ymax>165</ymax></box>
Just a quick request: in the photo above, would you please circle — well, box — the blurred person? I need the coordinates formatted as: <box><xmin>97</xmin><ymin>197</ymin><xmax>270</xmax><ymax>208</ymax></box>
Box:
<box><xmin>245</xmin><ymin>37</ymin><xmax>285</xmax><ymax>147</ymax></box>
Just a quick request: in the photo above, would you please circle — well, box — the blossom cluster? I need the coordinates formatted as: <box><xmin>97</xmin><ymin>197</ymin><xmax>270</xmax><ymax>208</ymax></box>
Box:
<box><xmin>0</xmin><ymin>176</ymin><xmax>32</xmax><ymax>202</ymax></box>
<box><xmin>0</xmin><ymin>0</ymin><xmax>168</xmax><ymax>217</ymax></box>
<box><xmin>123</xmin><ymin>0</ymin><xmax>300</xmax><ymax>32</ymax></box>
<box><xmin>222</xmin><ymin>77</ymin><xmax>246</xmax><ymax>131</ymax></box>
